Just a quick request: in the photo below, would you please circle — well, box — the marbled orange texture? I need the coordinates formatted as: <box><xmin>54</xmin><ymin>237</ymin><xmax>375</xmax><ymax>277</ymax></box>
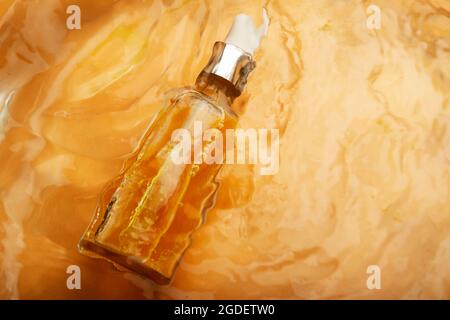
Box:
<box><xmin>0</xmin><ymin>0</ymin><xmax>449</xmax><ymax>299</ymax></box>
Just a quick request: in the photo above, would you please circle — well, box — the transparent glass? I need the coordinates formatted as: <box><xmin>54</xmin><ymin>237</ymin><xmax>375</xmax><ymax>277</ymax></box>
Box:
<box><xmin>79</xmin><ymin>75</ymin><xmax>239</xmax><ymax>284</ymax></box>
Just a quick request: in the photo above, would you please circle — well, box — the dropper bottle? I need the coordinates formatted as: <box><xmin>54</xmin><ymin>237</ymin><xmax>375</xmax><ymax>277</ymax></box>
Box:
<box><xmin>79</xmin><ymin>10</ymin><xmax>269</xmax><ymax>284</ymax></box>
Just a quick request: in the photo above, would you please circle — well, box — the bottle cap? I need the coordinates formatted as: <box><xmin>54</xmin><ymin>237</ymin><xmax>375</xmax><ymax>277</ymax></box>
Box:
<box><xmin>198</xmin><ymin>10</ymin><xmax>269</xmax><ymax>94</ymax></box>
<box><xmin>199</xmin><ymin>41</ymin><xmax>255</xmax><ymax>93</ymax></box>
<box><xmin>225</xmin><ymin>9</ymin><xmax>269</xmax><ymax>55</ymax></box>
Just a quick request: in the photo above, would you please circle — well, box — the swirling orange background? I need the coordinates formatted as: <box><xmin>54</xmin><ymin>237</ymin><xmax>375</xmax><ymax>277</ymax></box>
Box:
<box><xmin>0</xmin><ymin>0</ymin><xmax>449</xmax><ymax>299</ymax></box>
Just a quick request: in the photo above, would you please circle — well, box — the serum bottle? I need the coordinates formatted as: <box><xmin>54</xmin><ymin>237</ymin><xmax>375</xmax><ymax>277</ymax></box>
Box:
<box><xmin>79</xmin><ymin>11</ymin><xmax>269</xmax><ymax>284</ymax></box>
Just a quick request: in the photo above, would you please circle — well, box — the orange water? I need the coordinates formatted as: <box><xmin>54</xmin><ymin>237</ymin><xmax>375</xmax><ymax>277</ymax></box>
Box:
<box><xmin>0</xmin><ymin>0</ymin><xmax>449</xmax><ymax>299</ymax></box>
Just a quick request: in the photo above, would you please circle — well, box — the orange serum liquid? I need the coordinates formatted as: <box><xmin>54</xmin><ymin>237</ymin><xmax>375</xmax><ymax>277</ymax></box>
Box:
<box><xmin>78</xmin><ymin>11</ymin><xmax>268</xmax><ymax>283</ymax></box>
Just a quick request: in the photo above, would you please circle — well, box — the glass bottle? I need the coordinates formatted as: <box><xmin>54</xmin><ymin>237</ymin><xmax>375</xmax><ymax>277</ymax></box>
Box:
<box><xmin>78</xmin><ymin>41</ymin><xmax>256</xmax><ymax>284</ymax></box>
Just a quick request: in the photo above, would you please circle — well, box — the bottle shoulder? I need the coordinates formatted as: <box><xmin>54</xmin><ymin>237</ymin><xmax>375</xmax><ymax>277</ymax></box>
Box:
<box><xmin>168</xmin><ymin>87</ymin><xmax>238</xmax><ymax>120</ymax></box>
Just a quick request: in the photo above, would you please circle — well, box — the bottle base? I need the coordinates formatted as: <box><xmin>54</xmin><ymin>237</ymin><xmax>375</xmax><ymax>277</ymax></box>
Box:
<box><xmin>78</xmin><ymin>238</ymin><xmax>171</xmax><ymax>285</ymax></box>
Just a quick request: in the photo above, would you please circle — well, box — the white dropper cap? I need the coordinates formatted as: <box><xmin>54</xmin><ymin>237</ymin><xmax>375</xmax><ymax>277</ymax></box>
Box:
<box><xmin>225</xmin><ymin>9</ymin><xmax>270</xmax><ymax>55</ymax></box>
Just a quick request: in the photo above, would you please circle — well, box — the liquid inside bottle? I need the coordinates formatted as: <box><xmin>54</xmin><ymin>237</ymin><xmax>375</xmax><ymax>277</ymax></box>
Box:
<box><xmin>79</xmin><ymin>64</ymin><xmax>245</xmax><ymax>283</ymax></box>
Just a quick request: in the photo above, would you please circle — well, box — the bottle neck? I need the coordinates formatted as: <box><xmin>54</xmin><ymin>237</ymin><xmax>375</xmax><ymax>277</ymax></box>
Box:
<box><xmin>195</xmin><ymin>71</ymin><xmax>240</xmax><ymax>108</ymax></box>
